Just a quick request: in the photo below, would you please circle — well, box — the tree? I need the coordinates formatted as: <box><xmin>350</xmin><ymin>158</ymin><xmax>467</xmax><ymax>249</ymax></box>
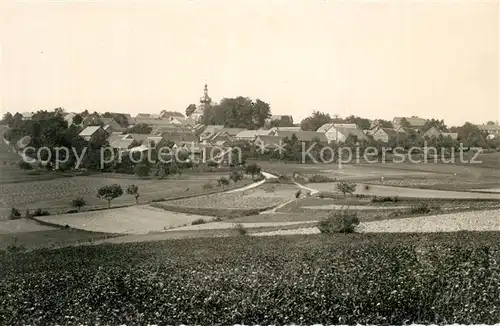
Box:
<box><xmin>245</xmin><ymin>163</ymin><xmax>261</xmax><ymax>181</ymax></box>
<box><xmin>202</xmin><ymin>97</ymin><xmax>271</xmax><ymax>129</ymax></box>
<box><xmin>71</xmin><ymin>197</ymin><xmax>86</xmax><ymax>211</ymax></box>
<box><xmin>97</xmin><ymin>184</ymin><xmax>123</xmax><ymax>208</ymax></box>
<box><xmin>126</xmin><ymin>184</ymin><xmax>140</xmax><ymax>203</ymax></box>
<box><xmin>344</xmin><ymin>115</ymin><xmax>371</xmax><ymax>130</ymax></box>
<box><xmin>300</xmin><ymin>111</ymin><xmax>332</xmax><ymax>131</ymax></box>
<box><xmin>337</xmin><ymin>181</ymin><xmax>357</xmax><ymax>197</ymax></box>
<box><xmin>269</xmin><ymin>115</ymin><xmax>294</xmax><ymax>128</ymax></box>
<box><xmin>185</xmin><ymin>104</ymin><xmax>197</xmax><ymax>117</ymax></box>
<box><xmin>134</xmin><ymin>163</ymin><xmax>150</xmax><ymax>177</ymax></box>
<box><xmin>422</xmin><ymin>118</ymin><xmax>447</xmax><ymax>132</ymax></box>
<box><xmin>1</xmin><ymin>112</ymin><xmax>13</xmax><ymax>125</ymax></box>
<box><xmin>73</xmin><ymin>114</ymin><xmax>83</xmax><ymax>126</ymax></box>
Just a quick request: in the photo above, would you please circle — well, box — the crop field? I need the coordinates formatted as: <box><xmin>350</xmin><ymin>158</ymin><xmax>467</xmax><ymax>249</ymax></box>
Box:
<box><xmin>0</xmin><ymin>173</ymin><xmax>243</xmax><ymax>220</ymax></box>
<box><xmin>157</xmin><ymin>184</ymin><xmax>298</xmax><ymax>210</ymax></box>
<box><xmin>1</xmin><ymin>232</ymin><xmax>499</xmax><ymax>325</ymax></box>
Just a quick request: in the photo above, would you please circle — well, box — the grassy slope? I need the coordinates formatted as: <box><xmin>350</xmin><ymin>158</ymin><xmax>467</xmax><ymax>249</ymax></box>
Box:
<box><xmin>1</xmin><ymin>232</ymin><xmax>499</xmax><ymax>325</ymax></box>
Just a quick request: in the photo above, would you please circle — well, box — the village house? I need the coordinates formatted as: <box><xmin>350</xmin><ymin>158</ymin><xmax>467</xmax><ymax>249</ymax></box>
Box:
<box><xmin>20</xmin><ymin>112</ymin><xmax>34</xmax><ymax>120</ymax></box>
<box><xmin>423</xmin><ymin>127</ymin><xmax>458</xmax><ymax>141</ymax></box>
<box><xmin>316</xmin><ymin>123</ymin><xmax>367</xmax><ymax>143</ymax></box>
<box><xmin>79</xmin><ymin>126</ymin><xmax>108</xmax><ymax>142</ymax></box>
<box><xmin>371</xmin><ymin>128</ymin><xmax>407</xmax><ymax>144</ymax></box>
<box><xmin>477</xmin><ymin>123</ymin><xmax>500</xmax><ymax>136</ymax></box>
<box><xmin>392</xmin><ymin>116</ymin><xmax>428</xmax><ymax>132</ymax></box>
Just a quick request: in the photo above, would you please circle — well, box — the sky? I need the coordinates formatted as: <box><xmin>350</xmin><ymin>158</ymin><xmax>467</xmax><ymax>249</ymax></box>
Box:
<box><xmin>0</xmin><ymin>0</ymin><xmax>498</xmax><ymax>126</ymax></box>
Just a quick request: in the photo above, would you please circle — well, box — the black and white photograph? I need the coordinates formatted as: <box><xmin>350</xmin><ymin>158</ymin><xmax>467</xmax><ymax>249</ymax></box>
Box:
<box><xmin>0</xmin><ymin>0</ymin><xmax>499</xmax><ymax>325</ymax></box>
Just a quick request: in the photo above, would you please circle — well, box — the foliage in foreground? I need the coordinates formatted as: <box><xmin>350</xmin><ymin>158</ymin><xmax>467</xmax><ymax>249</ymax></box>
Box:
<box><xmin>0</xmin><ymin>233</ymin><xmax>499</xmax><ymax>325</ymax></box>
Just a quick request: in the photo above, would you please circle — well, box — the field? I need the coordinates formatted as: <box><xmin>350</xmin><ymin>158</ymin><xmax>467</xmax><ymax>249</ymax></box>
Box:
<box><xmin>1</xmin><ymin>232</ymin><xmax>499</xmax><ymax>325</ymax></box>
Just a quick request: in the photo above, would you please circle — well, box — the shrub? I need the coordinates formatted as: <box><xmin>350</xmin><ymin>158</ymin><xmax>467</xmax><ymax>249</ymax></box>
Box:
<box><xmin>10</xmin><ymin>208</ymin><xmax>21</xmax><ymax>220</ymax></box>
<box><xmin>229</xmin><ymin>170</ymin><xmax>243</xmax><ymax>183</ymax></box>
<box><xmin>253</xmin><ymin>173</ymin><xmax>265</xmax><ymax>182</ymax></box>
<box><xmin>217</xmin><ymin>177</ymin><xmax>230</xmax><ymax>187</ymax></box>
<box><xmin>18</xmin><ymin>161</ymin><xmax>32</xmax><ymax>170</ymax></box>
<box><xmin>318</xmin><ymin>210</ymin><xmax>360</xmax><ymax>234</ymax></box>
<box><xmin>191</xmin><ymin>218</ymin><xmax>206</xmax><ymax>225</ymax></box>
<box><xmin>211</xmin><ymin>217</ymin><xmax>223</xmax><ymax>222</ymax></box>
<box><xmin>134</xmin><ymin>163</ymin><xmax>150</xmax><ymax>177</ymax></box>
<box><xmin>410</xmin><ymin>202</ymin><xmax>431</xmax><ymax>214</ymax></box>
<box><xmin>371</xmin><ymin>196</ymin><xmax>399</xmax><ymax>203</ymax></box>
<box><xmin>295</xmin><ymin>189</ymin><xmax>302</xmax><ymax>199</ymax></box>
<box><xmin>235</xmin><ymin>223</ymin><xmax>247</xmax><ymax>235</ymax></box>
<box><xmin>32</xmin><ymin>208</ymin><xmax>50</xmax><ymax>217</ymax></box>
<box><xmin>71</xmin><ymin>197</ymin><xmax>86</xmax><ymax>211</ymax></box>
<box><xmin>206</xmin><ymin>160</ymin><xmax>218</xmax><ymax>168</ymax></box>
<box><xmin>308</xmin><ymin>174</ymin><xmax>336</xmax><ymax>183</ymax></box>
<box><xmin>337</xmin><ymin>181</ymin><xmax>357</xmax><ymax>196</ymax></box>
<box><xmin>202</xmin><ymin>182</ymin><xmax>214</xmax><ymax>191</ymax></box>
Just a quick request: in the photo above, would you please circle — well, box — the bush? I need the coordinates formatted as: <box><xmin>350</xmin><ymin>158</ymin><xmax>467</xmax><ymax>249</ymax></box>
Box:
<box><xmin>71</xmin><ymin>197</ymin><xmax>86</xmax><ymax>211</ymax></box>
<box><xmin>18</xmin><ymin>161</ymin><xmax>32</xmax><ymax>170</ymax></box>
<box><xmin>253</xmin><ymin>173</ymin><xmax>265</xmax><ymax>182</ymax></box>
<box><xmin>235</xmin><ymin>223</ymin><xmax>247</xmax><ymax>235</ymax></box>
<box><xmin>217</xmin><ymin>177</ymin><xmax>230</xmax><ymax>187</ymax></box>
<box><xmin>202</xmin><ymin>182</ymin><xmax>214</xmax><ymax>191</ymax></box>
<box><xmin>32</xmin><ymin>208</ymin><xmax>50</xmax><ymax>217</ymax></box>
<box><xmin>191</xmin><ymin>218</ymin><xmax>206</xmax><ymax>225</ymax></box>
<box><xmin>410</xmin><ymin>202</ymin><xmax>431</xmax><ymax>214</ymax></box>
<box><xmin>229</xmin><ymin>170</ymin><xmax>243</xmax><ymax>183</ymax></box>
<box><xmin>134</xmin><ymin>164</ymin><xmax>150</xmax><ymax>177</ymax></box>
<box><xmin>372</xmin><ymin>196</ymin><xmax>399</xmax><ymax>203</ymax></box>
<box><xmin>10</xmin><ymin>208</ymin><xmax>21</xmax><ymax>220</ymax></box>
<box><xmin>318</xmin><ymin>210</ymin><xmax>360</xmax><ymax>234</ymax></box>
<box><xmin>308</xmin><ymin>174</ymin><xmax>336</xmax><ymax>183</ymax></box>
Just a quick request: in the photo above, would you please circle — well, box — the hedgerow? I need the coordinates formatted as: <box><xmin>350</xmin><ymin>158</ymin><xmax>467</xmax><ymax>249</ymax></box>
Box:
<box><xmin>0</xmin><ymin>233</ymin><xmax>499</xmax><ymax>325</ymax></box>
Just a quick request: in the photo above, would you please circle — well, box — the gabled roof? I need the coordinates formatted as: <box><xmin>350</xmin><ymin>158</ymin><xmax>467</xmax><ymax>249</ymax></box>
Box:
<box><xmin>109</xmin><ymin>139</ymin><xmax>136</xmax><ymax>150</ymax></box>
<box><xmin>128</xmin><ymin>133</ymin><xmax>151</xmax><ymax>143</ymax></box>
<box><xmin>317</xmin><ymin>123</ymin><xmax>333</xmax><ymax>133</ymax></box>
<box><xmin>79</xmin><ymin>126</ymin><xmax>103</xmax><ymax>137</ymax></box>
<box><xmin>275</xmin><ymin>131</ymin><xmax>328</xmax><ymax>143</ymax></box>
<box><xmin>269</xmin><ymin>126</ymin><xmax>302</xmax><ymax>132</ymax></box>
<box><xmin>236</xmin><ymin>129</ymin><xmax>273</xmax><ymax>139</ymax></box>
<box><xmin>219</xmin><ymin>127</ymin><xmax>245</xmax><ymax>136</ymax></box>
<box><xmin>106</xmin><ymin>133</ymin><xmax>128</xmax><ymax>143</ymax></box>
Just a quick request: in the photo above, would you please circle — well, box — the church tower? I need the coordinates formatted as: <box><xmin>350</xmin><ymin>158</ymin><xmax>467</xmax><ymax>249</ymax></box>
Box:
<box><xmin>190</xmin><ymin>84</ymin><xmax>211</xmax><ymax>123</ymax></box>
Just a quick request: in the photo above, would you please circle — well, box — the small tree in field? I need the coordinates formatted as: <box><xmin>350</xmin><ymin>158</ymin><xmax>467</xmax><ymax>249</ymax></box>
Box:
<box><xmin>245</xmin><ymin>163</ymin><xmax>261</xmax><ymax>181</ymax></box>
<box><xmin>337</xmin><ymin>181</ymin><xmax>357</xmax><ymax>197</ymax></box>
<box><xmin>126</xmin><ymin>184</ymin><xmax>140</xmax><ymax>203</ymax></box>
<box><xmin>97</xmin><ymin>184</ymin><xmax>123</xmax><ymax>208</ymax></box>
<box><xmin>71</xmin><ymin>197</ymin><xmax>86</xmax><ymax>211</ymax></box>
